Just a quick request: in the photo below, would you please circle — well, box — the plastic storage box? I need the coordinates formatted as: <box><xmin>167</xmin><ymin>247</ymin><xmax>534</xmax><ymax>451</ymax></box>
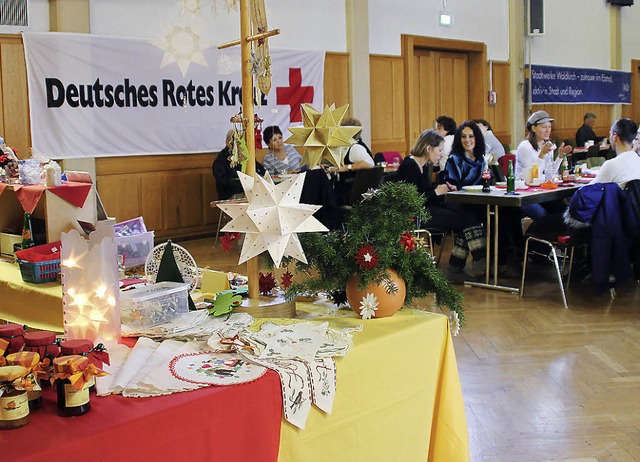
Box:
<box><xmin>115</xmin><ymin>231</ymin><xmax>154</xmax><ymax>268</ymax></box>
<box><xmin>120</xmin><ymin>281</ymin><xmax>190</xmax><ymax>328</ymax></box>
<box><xmin>15</xmin><ymin>241</ymin><xmax>62</xmax><ymax>284</ymax></box>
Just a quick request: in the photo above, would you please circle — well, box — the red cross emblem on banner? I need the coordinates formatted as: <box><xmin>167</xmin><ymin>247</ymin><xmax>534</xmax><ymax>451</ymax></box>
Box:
<box><xmin>276</xmin><ymin>68</ymin><xmax>314</xmax><ymax>123</ymax></box>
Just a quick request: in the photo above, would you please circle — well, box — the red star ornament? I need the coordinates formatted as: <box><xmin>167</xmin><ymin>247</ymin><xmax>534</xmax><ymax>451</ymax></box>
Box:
<box><xmin>400</xmin><ymin>232</ymin><xmax>416</xmax><ymax>253</ymax></box>
<box><xmin>259</xmin><ymin>272</ymin><xmax>277</xmax><ymax>295</ymax></box>
<box><xmin>280</xmin><ymin>271</ymin><xmax>294</xmax><ymax>289</ymax></box>
<box><xmin>355</xmin><ymin>244</ymin><xmax>379</xmax><ymax>270</ymax></box>
<box><xmin>220</xmin><ymin>232</ymin><xmax>240</xmax><ymax>252</ymax></box>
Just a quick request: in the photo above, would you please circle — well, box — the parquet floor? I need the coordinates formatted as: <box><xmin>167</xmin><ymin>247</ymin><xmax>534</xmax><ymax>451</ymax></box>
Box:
<box><xmin>180</xmin><ymin>236</ymin><xmax>640</xmax><ymax>462</ymax></box>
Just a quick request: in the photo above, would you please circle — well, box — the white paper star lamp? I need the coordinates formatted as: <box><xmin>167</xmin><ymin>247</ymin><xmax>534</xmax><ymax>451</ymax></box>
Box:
<box><xmin>285</xmin><ymin>104</ymin><xmax>361</xmax><ymax>169</ymax></box>
<box><xmin>154</xmin><ymin>23</ymin><xmax>210</xmax><ymax>77</ymax></box>
<box><xmin>218</xmin><ymin>171</ymin><xmax>328</xmax><ymax>268</ymax></box>
<box><xmin>61</xmin><ymin>222</ymin><xmax>121</xmax><ymax>342</ymax></box>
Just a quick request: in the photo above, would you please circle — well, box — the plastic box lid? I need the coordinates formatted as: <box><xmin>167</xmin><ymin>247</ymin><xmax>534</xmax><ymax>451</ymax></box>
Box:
<box><xmin>120</xmin><ymin>281</ymin><xmax>189</xmax><ymax>302</ymax></box>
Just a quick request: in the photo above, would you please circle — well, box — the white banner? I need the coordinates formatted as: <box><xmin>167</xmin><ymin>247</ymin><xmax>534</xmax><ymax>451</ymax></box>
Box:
<box><xmin>23</xmin><ymin>32</ymin><xmax>325</xmax><ymax>159</ymax></box>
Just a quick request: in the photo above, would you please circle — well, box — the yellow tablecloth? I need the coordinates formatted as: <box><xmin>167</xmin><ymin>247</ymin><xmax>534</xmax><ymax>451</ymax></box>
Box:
<box><xmin>279</xmin><ymin>305</ymin><xmax>469</xmax><ymax>462</ymax></box>
<box><xmin>0</xmin><ymin>261</ymin><xmax>63</xmax><ymax>332</ymax></box>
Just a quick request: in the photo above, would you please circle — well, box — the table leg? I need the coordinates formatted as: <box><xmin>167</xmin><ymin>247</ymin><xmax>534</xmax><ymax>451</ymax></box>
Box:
<box><xmin>465</xmin><ymin>204</ymin><xmax>519</xmax><ymax>294</ymax></box>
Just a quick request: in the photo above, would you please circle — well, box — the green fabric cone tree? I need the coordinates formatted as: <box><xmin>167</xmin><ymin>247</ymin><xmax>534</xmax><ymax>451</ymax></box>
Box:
<box><xmin>155</xmin><ymin>240</ymin><xmax>196</xmax><ymax>311</ymax></box>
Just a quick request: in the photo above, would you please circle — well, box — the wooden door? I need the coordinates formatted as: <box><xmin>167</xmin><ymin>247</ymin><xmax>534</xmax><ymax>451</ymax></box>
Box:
<box><xmin>409</xmin><ymin>49</ymin><xmax>469</xmax><ymax>144</ymax></box>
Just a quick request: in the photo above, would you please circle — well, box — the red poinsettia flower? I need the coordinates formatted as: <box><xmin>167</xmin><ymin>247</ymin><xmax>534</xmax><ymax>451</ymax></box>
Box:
<box><xmin>259</xmin><ymin>272</ymin><xmax>277</xmax><ymax>295</ymax></box>
<box><xmin>280</xmin><ymin>271</ymin><xmax>293</xmax><ymax>289</ymax></box>
<box><xmin>220</xmin><ymin>232</ymin><xmax>240</xmax><ymax>252</ymax></box>
<box><xmin>400</xmin><ymin>232</ymin><xmax>416</xmax><ymax>253</ymax></box>
<box><xmin>0</xmin><ymin>155</ymin><xmax>8</xmax><ymax>167</ymax></box>
<box><xmin>355</xmin><ymin>244</ymin><xmax>379</xmax><ymax>270</ymax></box>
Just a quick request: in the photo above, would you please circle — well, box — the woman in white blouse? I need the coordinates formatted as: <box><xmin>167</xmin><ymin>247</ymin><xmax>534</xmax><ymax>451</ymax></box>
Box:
<box><xmin>515</xmin><ymin>110</ymin><xmax>572</xmax><ymax>220</ymax></box>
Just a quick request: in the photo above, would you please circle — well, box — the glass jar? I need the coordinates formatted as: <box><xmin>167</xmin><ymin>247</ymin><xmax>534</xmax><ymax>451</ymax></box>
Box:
<box><xmin>60</xmin><ymin>340</ymin><xmax>96</xmax><ymax>393</ymax></box>
<box><xmin>0</xmin><ymin>365</ymin><xmax>30</xmax><ymax>429</ymax></box>
<box><xmin>5</xmin><ymin>352</ymin><xmax>43</xmax><ymax>410</ymax></box>
<box><xmin>53</xmin><ymin>355</ymin><xmax>91</xmax><ymax>417</ymax></box>
<box><xmin>0</xmin><ymin>324</ymin><xmax>25</xmax><ymax>355</ymax></box>
<box><xmin>24</xmin><ymin>331</ymin><xmax>60</xmax><ymax>360</ymax></box>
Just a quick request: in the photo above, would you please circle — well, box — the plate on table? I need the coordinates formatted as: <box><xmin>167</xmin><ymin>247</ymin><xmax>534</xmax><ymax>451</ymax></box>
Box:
<box><xmin>495</xmin><ymin>181</ymin><xmax>507</xmax><ymax>187</ymax></box>
<box><xmin>461</xmin><ymin>185</ymin><xmax>486</xmax><ymax>191</ymax></box>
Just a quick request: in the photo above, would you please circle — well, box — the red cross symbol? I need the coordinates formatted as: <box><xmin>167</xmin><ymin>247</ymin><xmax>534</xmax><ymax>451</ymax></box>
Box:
<box><xmin>276</xmin><ymin>68</ymin><xmax>315</xmax><ymax>123</ymax></box>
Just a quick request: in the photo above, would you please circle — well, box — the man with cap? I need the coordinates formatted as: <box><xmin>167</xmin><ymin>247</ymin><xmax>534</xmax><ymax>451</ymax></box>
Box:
<box><xmin>575</xmin><ymin>112</ymin><xmax>599</xmax><ymax>147</ymax></box>
<box><xmin>516</xmin><ymin>110</ymin><xmax>572</xmax><ymax>221</ymax></box>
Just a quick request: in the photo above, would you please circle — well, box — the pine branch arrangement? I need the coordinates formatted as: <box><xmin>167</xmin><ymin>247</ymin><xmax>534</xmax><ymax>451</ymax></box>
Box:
<box><xmin>285</xmin><ymin>181</ymin><xmax>464</xmax><ymax>325</ymax></box>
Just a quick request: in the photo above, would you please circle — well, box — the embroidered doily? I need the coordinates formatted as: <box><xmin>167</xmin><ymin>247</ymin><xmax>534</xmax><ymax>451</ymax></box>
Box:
<box><xmin>170</xmin><ymin>352</ymin><xmax>267</xmax><ymax>385</ymax></box>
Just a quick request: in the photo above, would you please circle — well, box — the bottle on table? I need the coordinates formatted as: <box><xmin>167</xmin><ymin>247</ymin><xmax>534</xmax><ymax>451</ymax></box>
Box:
<box><xmin>561</xmin><ymin>157</ymin><xmax>570</xmax><ymax>182</ymax></box>
<box><xmin>21</xmin><ymin>212</ymin><xmax>34</xmax><ymax>249</ymax></box>
<box><xmin>481</xmin><ymin>166</ymin><xmax>492</xmax><ymax>193</ymax></box>
<box><xmin>506</xmin><ymin>160</ymin><xmax>515</xmax><ymax>193</ymax></box>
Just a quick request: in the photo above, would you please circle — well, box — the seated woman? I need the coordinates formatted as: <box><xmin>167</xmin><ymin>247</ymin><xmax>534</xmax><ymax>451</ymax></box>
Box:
<box><xmin>516</xmin><ymin>110</ymin><xmax>572</xmax><ymax>220</ymax></box>
<box><xmin>212</xmin><ymin>130</ymin><xmax>266</xmax><ymax>200</ymax></box>
<box><xmin>395</xmin><ymin>129</ymin><xmax>486</xmax><ymax>283</ymax></box>
<box><xmin>441</xmin><ymin>120</ymin><xmax>486</xmax><ymax>189</ymax></box>
<box><xmin>340</xmin><ymin>117</ymin><xmax>374</xmax><ymax>171</ymax></box>
<box><xmin>261</xmin><ymin>125</ymin><xmax>304</xmax><ymax>176</ymax></box>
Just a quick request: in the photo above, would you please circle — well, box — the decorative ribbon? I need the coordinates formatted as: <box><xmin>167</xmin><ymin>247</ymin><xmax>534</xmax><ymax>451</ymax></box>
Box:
<box><xmin>51</xmin><ymin>359</ymin><xmax>107</xmax><ymax>391</ymax></box>
<box><xmin>7</xmin><ymin>352</ymin><xmax>51</xmax><ymax>381</ymax></box>
<box><xmin>86</xmin><ymin>343</ymin><xmax>110</xmax><ymax>367</ymax></box>
<box><xmin>0</xmin><ymin>373</ymin><xmax>41</xmax><ymax>394</ymax></box>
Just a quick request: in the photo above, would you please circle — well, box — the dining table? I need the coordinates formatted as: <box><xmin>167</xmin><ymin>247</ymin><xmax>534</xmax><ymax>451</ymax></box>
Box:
<box><xmin>446</xmin><ymin>182</ymin><xmax>582</xmax><ymax>293</ymax></box>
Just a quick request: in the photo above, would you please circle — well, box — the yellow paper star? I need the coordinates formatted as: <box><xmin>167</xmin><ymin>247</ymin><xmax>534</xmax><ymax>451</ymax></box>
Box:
<box><xmin>285</xmin><ymin>104</ymin><xmax>361</xmax><ymax>169</ymax></box>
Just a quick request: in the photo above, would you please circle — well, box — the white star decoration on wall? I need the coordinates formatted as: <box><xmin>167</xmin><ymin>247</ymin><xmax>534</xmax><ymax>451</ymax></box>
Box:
<box><xmin>154</xmin><ymin>23</ymin><xmax>210</xmax><ymax>77</ymax></box>
<box><xmin>218</xmin><ymin>172</ymin><xmax>328</xmax><ymax>268</ymax></box>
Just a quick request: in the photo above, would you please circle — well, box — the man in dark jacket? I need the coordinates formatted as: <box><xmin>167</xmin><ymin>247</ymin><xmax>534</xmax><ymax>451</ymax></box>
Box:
<box><xmin>575</xmin><ymin>112</ymin><xmax>599</xmax><ymax>147</ymax></box>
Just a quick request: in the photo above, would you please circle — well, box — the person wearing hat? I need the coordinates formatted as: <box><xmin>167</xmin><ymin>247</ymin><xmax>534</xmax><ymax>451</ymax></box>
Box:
<box><xmin>516</xmin><ymin>110</ymin><xmax>572</xmax><ymax>221</ymax></box>
<box><xmin>575</xmin><ymin>112</ymin><xmax>599</xmax><ymax>147</ymax></box>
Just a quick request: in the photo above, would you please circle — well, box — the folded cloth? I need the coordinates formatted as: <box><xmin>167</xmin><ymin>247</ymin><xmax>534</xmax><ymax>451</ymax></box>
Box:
<box><xmin>96</xmin><ymin>341</ymin><xmax>132</xmax><ymax>396</ymax></box>
<box><xmin>110</xmin><ymin>337</ymin><xmax>159</xmax><ymax>395</ymax></box>
<box><xmin>122</xmin><ymin>339</ymin><xmax>185</xmax><ymax>397</ymax></box>
<box><xmin>131</xmin><ymin>341</ymin><xmax>208</xmax><ymax>397</ymax></box>
<box><xmin>121</xmin><ymin>310</ymin><xmax>210</xmax><ymax>338</ymax></box>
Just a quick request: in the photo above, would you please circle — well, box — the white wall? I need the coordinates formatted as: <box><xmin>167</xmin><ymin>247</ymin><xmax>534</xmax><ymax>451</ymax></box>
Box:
<box><xmin>89</xmin><ymin>0</ymin><xmax>346</xmax><ymax>52</ymax></box>
<box><xmin>621</xmin><ymin>3</ymin><xmax>640</xmax><ymax>71</ymax></box>
<box><xmin>369</xmin><ymin>0</ymin><xmax>510</xmax><ymax>61</ymax></box>
<box><xmin>528</xmin><ymin>0</ymin><xmax>610</xmax><ymax>70</ymax></box>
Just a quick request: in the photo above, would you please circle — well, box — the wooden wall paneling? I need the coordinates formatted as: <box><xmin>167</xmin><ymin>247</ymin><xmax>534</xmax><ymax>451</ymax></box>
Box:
<box><xmin>0</xmin><ymin>41</ymin><xmax>4</xmax><ymax>139</ymax></box>
<box><xmin>623</xmin><ymin>59</ymin><xmax>640</xmax><ymax>121</ymax></box>
<box><xmin>369</xmin><ymin>55</ymin><xmax>406</xmax><ymax>154</ymax></box>
<box><xmin>96</xmin><ymin>174</ymin><xmax>141</xmax><ymax>222</ymax></box>
<box><xmin>436</xmin><ymin>52</ymin><xmax>469</xmax><ymax>125</ymax></box>
<box><xmin>416</xmin><ymin>50</ymin><xmax>436</xmax><ymax>140</ymax></box>
<box><xmin>324</xmin><ymin>53</ymin><xmax>350</xmax><ymax>109</ymax></box>
<box><xmin>531</xmin><ymin>103</ymin><xmax>613</xmax><ymax>142</ymax></box>
<box><xmin>201</xmin><ymin>170</ymin><xmax>217</xmax><ymax>226</ymax></box>
<box><xmin>0</xmin><ymin>38</ymin><xmax>30</xmax><ymax>158</ymax></box>
<box><xmin>163</xmin><ymin>170</ymin><xmax>204</xmax><ymax>230</ymax></box>
<box><xmin>139</xmin><ymin>173</ymin><xmax>164</xmax><ymax>232</ymax></box>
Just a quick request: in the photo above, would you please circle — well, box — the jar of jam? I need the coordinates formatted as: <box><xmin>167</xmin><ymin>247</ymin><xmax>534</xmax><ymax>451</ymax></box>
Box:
<box><xmin>0</xmin><ymin>365</ymin><xmax>30</xmax><ymax>429</ymax></box>
<box><xmin>53</xmin><ymin>355</ymin><xmax>91</xmax><ymax>417</ymax></box>
<box><xmin>60</xmin><ymin>340</ymin><xmax>97</xmax><ymax>393</ymax></box>
<box><xmin>24</xmin><ymin>331</ymin><xmax>60</xmax><ymax>360</ymax></box>
<box><xmin>6</xmin><ymin>352</ymin><xmax>43</xmax><ymax>410</ymax></box>
<box><xmin>0</xmin><ymin>324</ymin><xmax>25</xmax><ymax>355</ymax></box>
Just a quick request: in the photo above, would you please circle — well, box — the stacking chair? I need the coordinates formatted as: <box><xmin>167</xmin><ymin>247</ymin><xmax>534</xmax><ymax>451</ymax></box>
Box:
<box><xmin>586</xmin><ymin>157</ymin><xmax>606</xmax><ymax>169</ymax></box>
<box><xmin>587</xmin><ymin>144</ymin><xmax>601</xmax><ymax>159</ymax></box>
<box><xmin>212</xmin><ymin>195</ymin><xmax>246</xmax><ymax>245</ymax></box>
<box><xmin>343</xmin><ymin>166</ymin><xmax>385</xmax><ymax>206</ymax></box>
<box><xmin>520</xmin><ymin>235</ymin><xmax>578</xmax><ymax>309</ymax></box>
<box><xmin>413</xmin><ymin>228</ymin><xmax>450</xmax><ymax>268</ymax></box>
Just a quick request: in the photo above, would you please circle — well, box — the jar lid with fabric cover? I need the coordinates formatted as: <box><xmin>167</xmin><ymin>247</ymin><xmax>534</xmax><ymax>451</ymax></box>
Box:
<box><xmin>0</xmin><ymin>365</ymin><xmax>28</xmax><ymax>383</ymax></box>
<box><xmin>0</xmin><ymin>324</ymin><xmax>25</xmax><ymax>354</ymax></box>
<box><xmin>6</xmin><ymin>351</ymin><xmax>40</xmax><ymax>370</ymax></box>
<box><xmin>60</xmin><ymin>339</ymin><xmax>92</xmax><ymax>356</ymax></box>
<box><xmin>24</xmin><ymin>331</ymin><xmax>60</xmax><ymax>359</ymax></box>
<box><xmin>5</xmin><ymin>352</ymin><xmax>44</xmax><ymax>409</ymax></box>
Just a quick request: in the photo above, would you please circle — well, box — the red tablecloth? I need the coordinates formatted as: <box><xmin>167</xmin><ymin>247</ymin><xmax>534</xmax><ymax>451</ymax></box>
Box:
<box><xmin>1</xmin><ymin>371</ymin><xmax>283</xmax><ymax>462</ymax></box>
<box><xmin>8</xmin><ymin>181</ymin><xmax>92</xmax><ymax>214</ymax></box>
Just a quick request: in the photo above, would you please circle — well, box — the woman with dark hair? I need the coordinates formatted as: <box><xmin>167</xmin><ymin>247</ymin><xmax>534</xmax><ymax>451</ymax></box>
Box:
<box><xmin>593</xmin><ymin>118</ymin><xmax>640</xmax><ymax>189</ymax></box>
<box><xmin>395</xmin><ymin>129</ymin><xmax>486</xmax><ymax>283</ymax></box>
<box><xmin>261</xmin><ymin>125</ymin><xmax>304</xmax><ymax>176</ymax></box>
<box><xmin>435</xmin><ymin>115</ymin><xmax>457</xmax><ymax>169</ymax></box>
<box><xmin>441</xmin><ymin>120</ymin><xmax>486</xmax><ymax>189</ymax></box>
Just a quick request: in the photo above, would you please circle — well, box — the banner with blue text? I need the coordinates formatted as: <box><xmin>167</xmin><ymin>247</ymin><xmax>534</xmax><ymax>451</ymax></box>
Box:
<box><xmin>23</xmin><ymin>32</ymin><xmax>324</xmax><ymax>159</ymax></box>
<box><xmin>529</xmin><ymin>65</ymin><xmax>630</xmax><ymax>105</ymax></box>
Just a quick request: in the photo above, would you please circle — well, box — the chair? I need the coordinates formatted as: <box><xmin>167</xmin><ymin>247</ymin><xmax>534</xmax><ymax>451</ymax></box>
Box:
<box><xmin>586</xmin><ymin>157</ymin><xmax>606</xmax><ymax>168</ymax></box>
<box><xmin>587</xmin><ymin>144</ymin><xmax>601</xmax><ymax>159</ymax></box>
<box><xmin>413</xmin><ymin>228</ymin><xmax>451</xmax><ymax>268</ymax></box>
<box><xmin>379</xmin><ymin>152</ymin><xmax>403</xmax><ymax>166</ymax></box>
<box><xmin>344</xmin><ymin>166</ymin><xmax>385</xmax><ymax>206</ymax></box>
<box><xmin>498</xmin><ymin>153</ymin><xmax>516</xmax><ymax>177</ymax></box>
<box><xmin>491</xmin><ymin>164</ymin><xmax>505</xmax><ymax>183</ymax></box>
<box><xmin>520</xmin><ymin>235</ymin><xmax>578</xmax><ymax>309</ymax></box>
<box><xmin>212</xmin><ymin>195</ymin><xmax>246</xmax><ymax>245</ymax></box>
<box><xmin>501</xmin><ymin>143</ymin><xmax>511</xmax><ymax>154</ymax></box>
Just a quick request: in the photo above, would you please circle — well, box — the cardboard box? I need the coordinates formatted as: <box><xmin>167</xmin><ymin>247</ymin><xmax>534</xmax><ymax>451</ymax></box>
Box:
<box><xmin>0</xmin><ymin>232</ymin><xmax>22</xmax><ymax>257</ymax></box>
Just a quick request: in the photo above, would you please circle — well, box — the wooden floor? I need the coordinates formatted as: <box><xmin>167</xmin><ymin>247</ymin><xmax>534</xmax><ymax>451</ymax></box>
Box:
<box><xmin>180</xmin><ymin>236</ymin><xmax>640</xmax><ymax>462</ymax></box>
